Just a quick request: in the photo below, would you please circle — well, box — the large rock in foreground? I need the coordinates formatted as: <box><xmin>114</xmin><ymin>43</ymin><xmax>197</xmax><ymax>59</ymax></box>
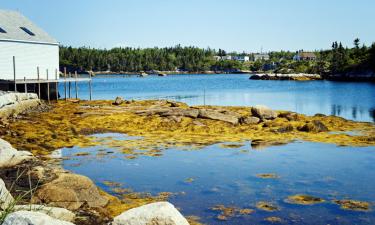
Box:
<box><xmin>0</xmin><ymin>138</ymin><xmax>33</xmax><ymax>168</ymax></box>
<box><xmin>3</xmin><ymin>210</ymin><xmax>75</xmax><ymax>225</ymax></box>
<box><xmin>13</xmin><ymin>205</ymin><xmax>75</xmax><ymax>222</ymax></box>
<box><xmin>31</xmin><ymin>173</ymin><xmax>108</xmax><ymax>210</ymax></box>
<box><xmin>0</xmin><ymin>178</ymin><xmax>14</xmax><ymax>210</ymax></box>
<box><xmin>198</xmin><ymin>109</ymin><xmax>240</xmax><ymax>125</ymax></box>
<box><xmin>112</xmin><ymin>202</ymin><xmax>190</xmax><ymax>225</ymax></box>
<box><xmin>0</xmin><ymin>92</ymin><xmax>40</xmax><ymax>118</ymax></box>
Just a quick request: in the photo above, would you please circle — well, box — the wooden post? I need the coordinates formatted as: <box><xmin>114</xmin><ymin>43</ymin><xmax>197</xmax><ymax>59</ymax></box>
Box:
<box><xmin>75</xmin><ymin>71</ymin><xmax>78</xmax><ymax>99</ymax></box>
<box><xmin>64</xmin><ymin>67</ymin><xmax>67</xmax><ymax>100</ymax></box>
<box><xmin>37</xmin><ymin>67</ymin><xmax>41</xmax><ymax>98</ymax></box>
<box><xmin>89</xmin><ymin>72</ymin><xmax>92</xmax><ymax>101</ymax></box>
<box><xmin>24</xmin><ymin>77</ymin><xmax>27</xmax><ymax>93</ymax></box>
<box><xmin>13</xmin><ymin>56</ymin><xmax>17</xmax><ymax>92</ymax></box>
<box><xmin>47</xmin><ymin>69</ymin><xmax>50</xmax><ymax>103</ymax></box>
<box><xmin>68</xmin><ymin>72</ymin><xmax>71</xmax><ymax>98</ymax></box>
<box><xmin>55</xmin><ymin>69</ymin><xmax>59</xmax><ymax>101</ymax></box>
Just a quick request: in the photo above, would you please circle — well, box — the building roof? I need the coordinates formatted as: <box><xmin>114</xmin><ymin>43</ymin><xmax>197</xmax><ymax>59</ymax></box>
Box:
<box><xmin>0</xmin><ymin>10</ymin><xmax>58</xmax><ymax>44</ymax></box>
<box><xmin>298</xmin><ymin>52</ymin><xmax>316</xmax><ymax>58</ymax></box>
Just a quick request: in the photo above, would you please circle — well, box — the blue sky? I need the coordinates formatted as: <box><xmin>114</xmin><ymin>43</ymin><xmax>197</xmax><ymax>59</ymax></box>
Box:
<box><xmin>1</xmin><ymin>0</ymin><xmax>374</xmax><ymax>52</ymax></box>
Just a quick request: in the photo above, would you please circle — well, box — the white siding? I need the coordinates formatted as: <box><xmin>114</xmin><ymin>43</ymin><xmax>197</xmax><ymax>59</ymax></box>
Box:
<box><xmin>0</xmin><ymin>41</ymin><xmax>59</xmax><ymax>80</ymax></box>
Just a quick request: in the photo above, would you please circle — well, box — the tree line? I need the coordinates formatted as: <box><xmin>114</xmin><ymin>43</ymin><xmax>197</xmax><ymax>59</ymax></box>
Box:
<box><xmin>60</xmin><ymin>40</ymin><xmax>375</xmax><ymax>76</ymax></box>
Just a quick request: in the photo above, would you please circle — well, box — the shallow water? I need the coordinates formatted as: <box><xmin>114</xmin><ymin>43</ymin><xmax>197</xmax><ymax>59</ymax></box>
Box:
<box><xmin>60</xmin><ymin>133</ymin><xmax>375</xmax><ymax>225</ymax></box>
<box><xmin>61</xmin><ymin>74</ymin><xmax>375</xmax><ymax>122</ymax></box>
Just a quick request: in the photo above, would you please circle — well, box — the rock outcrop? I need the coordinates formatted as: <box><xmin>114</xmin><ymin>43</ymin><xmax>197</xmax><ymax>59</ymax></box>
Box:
<box><xmin>198</xmin><ymin>109</ymin><xmax>240</xmax><ymax>125</ymax></box>
<box><xmin>251</xmin><ymin>105</ymin><xmax>278</xmax><ymax>120</ymax></box>
<box><xmin>0</xmin><ymin>92</ymin><xmax>40</xmax><ymax>118</ymax></box>
<box><xmin>13</xmin><ymin>205</ymin><xmax>75</xmax><ymax>222</ymax></box>
<box><xmin>2</xmin><ymin>210</ymin><xmax>75</xmax><ymax>225</ymax></box>
<box><xmin>113</xmin><ymin>97</ymin><xmax>125</xmax><ymax>106</ymax></box>
<box><xmin>112</xmin><ymin>202</ymin><xmax>190</xmax><ymax>225</ymax></box>
<box><xmin>0</xmin><ymin>138</ymin><xmax>34</xmax><ymax>168</ymax></box>
<box><xmin>298</xmin><ymin>120</ymin><xmax>329</xmax><ymax>133</ymax></box>
<box><xmin>0</xmin><ymin>178</ymin><xmax>14</xmax><ymax>210</ymax></box>
<box><xmin>31</xmin><ymin>173</ymin><xmax>108</xmax><ymax>210</ymax></box>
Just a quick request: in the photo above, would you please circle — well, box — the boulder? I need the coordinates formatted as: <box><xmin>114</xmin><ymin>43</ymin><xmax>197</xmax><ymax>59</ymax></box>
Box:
<box><xmin>278</xmin><ymin>112</ymin><xmax>299</xmax><ymax>121</ymax></box>
<box><xmin>239</xmin><ymin>116</ymin><xmax>260</xmax><ymax>125</ymax></box>
<box><xmin>112</xmin><ymin>202</ymin><xmax>190</xmax><ymax>225</ymax></box>
<box><xmin>13</xmin><ymin>205</ymin><xmax>75</xmax><ymax>222</ymax></box>
<box><xmin>31</xmin><ymin>173</ymin><xmax>108</xmax><ymax>210</ymax></box>
<box><xmin>113</xmin><ymin>97</ymin><xmax>124</xmax><ymax>105</ymax></box>
<box><xmin>274</xmin><ymin>125</ymin><xmax>294</xmax><ymax>133</ymax></box>
<box><xmin>2</xmin><ymin>211</ymin><xmax>75</xmax><ymax>225</ymax></box>
<box><xmin>0</xmin><ymin>138</ymin><xmax>34</xmax><ymax>168</ymax></box>
<box><xmin>0</xmin><ymin>178</ymin><xmax>14</xmax><ymax>210</ymax></box>
<box><xmin>298</xmin><ymin>120</ymin><xmax>329</xmax><ymax>133</ymax></box>
<box><xmin>251</xmin><ymin>106</ymin><xmax>278</xmax><ymax>120</ymax></box>
<box><xmin>198</xmin><ymin>109</ymin><xmax>239</xmax><ymax>125</ymax></box>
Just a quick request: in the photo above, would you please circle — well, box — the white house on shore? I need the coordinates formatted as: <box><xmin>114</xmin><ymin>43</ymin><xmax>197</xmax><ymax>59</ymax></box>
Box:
<box><xmin>0</xmin><ymin>10</ymin><xmax>59</xmax><ymax>81</ymax></box>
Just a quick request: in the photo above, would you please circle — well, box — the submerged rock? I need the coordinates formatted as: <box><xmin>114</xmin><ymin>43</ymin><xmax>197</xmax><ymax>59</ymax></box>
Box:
<box><xmin>264</xmin><ymin>216</ymin><xmax>283</xmax><ymax>223</ymax></box>
<box><xmin>298</xmin><ymin>120</ymin><xmax>328</xmax><ymax>133</ymax></box>
<box><xmin>333</xmin><ymin>199</ymin><xmax>372</xmax><ymax>211</ymax></box>
<box><xmin>256</xmin><ymin>201</ymin><xmax>280</xmax><ymax>211</ymax></box>
<box><xmin>0</xmin><ymin>178</ymin><xmax>14</xmax><ymax>210</ymax></box>
<box><xmin>0</xmin><ymin>138</ymin><xmax>34</xmax><ymax>168</ymax></box>
<box><xmin>251</xmin><ymin>139</ymin><xmax>288</xmax><ymax>150</ymax></box>
<box><xmin>112</xmin><ymin>202</ymin><xmax>189</xmax><ymax>225</ymax></box>
<box><xmin>256</xmin><ymin>173</ymin><xmax>280</xmax><ymax>179</ymax></box>
<box><xmin>285</xmin><ymin>194</ymin><xmax>325</xmax><ymax>205</ymax></box>
<box><xmin>251</xmin><ymin>105</ymin><xmax>278</xmax><ymax>120</ymax></box>
<box><xmin>2</xmin><ymin>210</ymin><xmax>75</xmax><ymax>225</ymax></box>
<box><xmin>31</xmin><ymin>173</ymin><xmax>108</xmax><ymax>210</ymax></box>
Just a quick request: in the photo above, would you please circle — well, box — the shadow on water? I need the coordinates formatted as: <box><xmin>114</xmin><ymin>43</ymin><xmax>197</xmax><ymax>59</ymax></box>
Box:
<box><xmin>57</xmin><ymin>133</ymin><xmax>375</xmax><ymax>225</ymax></box>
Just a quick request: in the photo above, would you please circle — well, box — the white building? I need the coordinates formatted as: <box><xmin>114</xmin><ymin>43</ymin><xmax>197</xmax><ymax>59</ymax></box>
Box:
<box><xmin>253</xmin><ymin>53</ymin><xmax>270</xmax><ymax>61</ymax></box>
<box><xmin>221</xmin><ymin>55</ymin><xmax>232</xmax><ymax>61</ymax></box>
<box><xmin>0</xmin><ymin>10</ymin><xmax>59</xmax><ymax>81</ymax></box>
<box><xmin>233</xmin><ymin>56</ymin><xmax>250</xmax><ymax>62</ymax></box>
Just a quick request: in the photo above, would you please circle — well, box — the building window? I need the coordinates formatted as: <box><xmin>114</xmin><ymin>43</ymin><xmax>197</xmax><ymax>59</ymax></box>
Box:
<box><xmin>0</xmin><ymin>27</ymin><xmax>6</xmax><ymax>33</ymax></box>
<box><xmin>20</xmin><ymin>27</ymin><xmax>35</xmax><ymax>36</ymax></box>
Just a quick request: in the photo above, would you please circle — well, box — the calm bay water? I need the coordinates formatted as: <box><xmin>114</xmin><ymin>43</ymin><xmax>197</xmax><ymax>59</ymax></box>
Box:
<box><xmin>60</xmin><ymin>134</ymin><xmax>375</xmax><ymax>225</ymax></box>
<box><xmin>57</xmin><ymin>75</ymin><xmax>375</xmax><ymax>224</ymax></box>
<box><xmin>64</xmin><ymin>74</ymin><xmax>375</xmax><ymax>122</ymax></box>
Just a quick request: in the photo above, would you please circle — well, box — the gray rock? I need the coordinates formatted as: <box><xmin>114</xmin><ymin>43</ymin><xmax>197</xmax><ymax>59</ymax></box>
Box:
<box><xmin>239</xmin><ymin>116</ymin><xmax>260</xmax><ymax>125</ymax></box>
<box><xmin>0</xmin><ymin>178</ymin><xmax>14</xmax><ymax>210</ymax></box>
<box><xmin>0</xmin><ymin>138</ymin><xmax>34</xmax><ymax>168</ymax></box>
<box><xmin>13</xmin><ymin>205</ymin><xmax>75</xmax><ymax>222</ymax></box>
<box><xmin>3</xmin><ymin>210</ymin><xmax>75</xmax><ymax>225</ymax></box>
<box><xmin>251</xmin><ymin>105</ymin><xmax>278</xmax><ymax>120</ymax></box>
<box><xmin>112</xmin><ymin>202</ymin><xmax>189</xmax><ymax>225</ymax></box>
<box><xmin>113</xmin><ymin>96</ymin><xmax>124</xmax><ymax>105</ymax></box>
<box><xmin>198</xmin><ymin>109</ymin><xmax>239</xmax><ymax>125</ymax></box>
<box><xmin>135</xmin><ymin>108</ymin><xmax>199</xmax><ymax>118</ymax></box>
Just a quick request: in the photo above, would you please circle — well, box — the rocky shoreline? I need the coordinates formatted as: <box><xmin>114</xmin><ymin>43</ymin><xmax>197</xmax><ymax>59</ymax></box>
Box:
<box><xmin>249</xmin><ymin>73</ymin><xmax>322</xmax><ymax>81</ymax></box>
<box><xmin>1</xmin><ymin>94</ymin><xmax>375</xmax><ymax>225</ymax></box>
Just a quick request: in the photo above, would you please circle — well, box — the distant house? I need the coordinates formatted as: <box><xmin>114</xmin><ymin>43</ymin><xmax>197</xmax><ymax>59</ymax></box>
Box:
<box><xmin>221</xmin><ymin>55</ymin><xmax>233</xmax><ymax>61</ymax></box>
<box><xmin>293</xmin><ymin>52</ymin><xmax>317</xmax><ymax>61</ymax></box>
<box><xmin>233</xmin><ymin>56</ymin><xmax>250</xmax><ymax>62</ymax></box>
<box><xmin>213</xmin><ymin>56</ymin><xmax>222</xmax><ymax>61</ymax></box>
<box><xmin>253</xmin><ymin>53</ymin><xmax>270</xmax><ymax>61</ymax></box>
<box><xmin>0</xmin><ymin>10</ymin><xmax>59</xmax><ymax>81</ymax></box>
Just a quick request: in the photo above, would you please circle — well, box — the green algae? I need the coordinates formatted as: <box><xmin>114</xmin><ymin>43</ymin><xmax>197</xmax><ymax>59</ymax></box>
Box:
<box><xmin>333</xmin><ymin>199</ymin><xmax>372</xmax><ymax>211</ymax></box>
<box><xmin>256</xmin><ymin>201</ymin><xmax>280</xmax><ymax>211</ymax></box>
<box><xmin>285</xmin><ymin>194</ymin><xmax>325</xmax><ymax>205</ymax></box>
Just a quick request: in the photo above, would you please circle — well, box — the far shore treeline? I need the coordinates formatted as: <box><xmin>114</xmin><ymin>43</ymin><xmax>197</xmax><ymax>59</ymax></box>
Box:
<box><xmin>60</xmin><ymin>39</ymin><xmax>375</xmax><ymax>78</ymax></box>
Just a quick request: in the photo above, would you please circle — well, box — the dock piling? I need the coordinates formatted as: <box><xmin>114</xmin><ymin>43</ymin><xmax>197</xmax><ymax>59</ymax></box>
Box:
<box><xmin>89</xmin><ymin>72</ymin><xmax>92</xmax><ymax>101</ymax></box>
<box><xmin>68</xmin><ymin>72</ymin><xmax>71</xmax><ymax>98</ymax></box>
<box><xmin>47</xmin><ymin>69</ymin><xmax>50</xmax><ymax>103</ymax></box>
<box><xmin>75</xmin><ymin>71</ymin><xmax>78</xmax><ymax>99</ymax></box>
<box><xmin>37</xmin><ymin>67</ymin><xmax>41</xmax><ymax>98</ymax></box>
<box><xmin>24</xmin><ymin>77</ymin><xmax>27</xmax><ymax>93</ymax></box>
<box><xmin>55</xmin><ymin>69</ymin><xmax>59</xmax><ymax>101</ymax></box>
<box><xmin>13</xmin><ymin>56</ymin><xmax>17</xmax><ymax>92</ymax></box>
<box><xmin>64</xmin><ymin>67</ymin><xmax>67</xmax><ymax>100</ymax></box>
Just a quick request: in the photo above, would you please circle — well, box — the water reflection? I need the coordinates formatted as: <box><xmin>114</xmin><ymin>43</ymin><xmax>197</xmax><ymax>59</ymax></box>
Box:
<box><xmin>61</xmin><ymin>138</ymin><xmax>375</xmax><ymax>225</ymax></box>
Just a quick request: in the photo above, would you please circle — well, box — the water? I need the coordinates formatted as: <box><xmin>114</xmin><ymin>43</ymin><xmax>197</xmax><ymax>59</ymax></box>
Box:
<box><xmin>59</xmin><ymin>133</ymin><xmax>375</xmax><ymax>225</ymax></box>
<box><xmin>61</xmin><ymin>74</ymin><xmax>375</xmax><ymax>122</ymax></box>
